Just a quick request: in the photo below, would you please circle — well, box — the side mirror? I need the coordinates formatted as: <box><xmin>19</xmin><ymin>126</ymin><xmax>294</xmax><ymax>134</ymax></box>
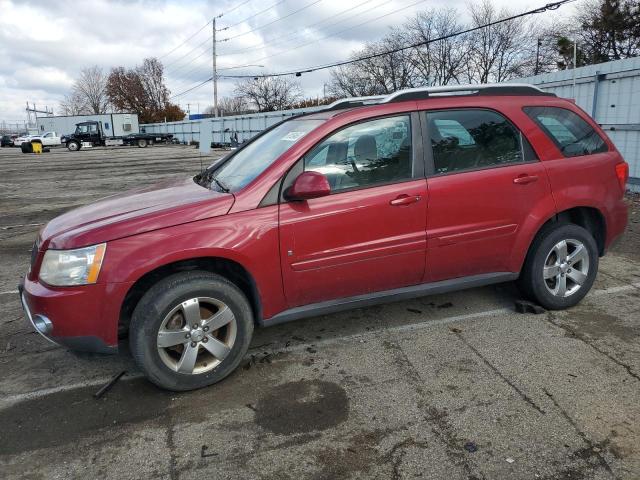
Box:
<box><xmin>286</xmin><ymin>171</ymin><xmax>331</xmax><ymax>201</ymax></box>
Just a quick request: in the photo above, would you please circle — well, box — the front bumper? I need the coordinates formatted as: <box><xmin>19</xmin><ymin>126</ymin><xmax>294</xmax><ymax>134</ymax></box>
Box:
<box><xmin>19</xmin><ymin>287</ymin><xmax>57</xmax><ymax>345</ymax></box>
<box><xmin>19</xmin><ymin>277</ymin><xmax>124</xmax><ymax>354</ymax></box>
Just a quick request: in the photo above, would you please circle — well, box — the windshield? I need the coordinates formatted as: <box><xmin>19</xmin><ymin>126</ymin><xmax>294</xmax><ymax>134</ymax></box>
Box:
<box><xmin>211</xmin><ymin>119</ymin><xmax>323</xmax><ymax>192</ymax></box>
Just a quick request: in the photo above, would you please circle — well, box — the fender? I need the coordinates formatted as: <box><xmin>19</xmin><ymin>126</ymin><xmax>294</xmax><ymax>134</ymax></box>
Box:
<box><xmin>101</xmin><ymin>205</ymin><xmax>287</xmax><ymax>319</ymax></box>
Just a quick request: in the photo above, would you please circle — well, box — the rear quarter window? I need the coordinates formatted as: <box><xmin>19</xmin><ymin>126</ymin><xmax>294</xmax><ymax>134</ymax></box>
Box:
<box><xmin>524</xmin><ymin>106</ymin><xmax>607</xmax><ymax>158</ymax></box>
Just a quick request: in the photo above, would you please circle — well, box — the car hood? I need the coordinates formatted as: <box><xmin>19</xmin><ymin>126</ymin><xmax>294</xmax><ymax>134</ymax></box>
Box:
<box><xmin>40</xmin><ymin>177</ymin><xmax>234</xmax><ymax>250</ymax></box>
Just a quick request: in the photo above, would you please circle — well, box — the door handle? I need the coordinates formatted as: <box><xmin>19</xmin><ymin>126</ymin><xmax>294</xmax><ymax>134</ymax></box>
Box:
<box><xmin>513</xmin><ymin>174</ymin><xmax>539</xmax><ymax>185</ymax></box>
<box><xmin>390</xmin><ymin>194</ymin><xmax>421</xmax><ymax>206</ymax></box>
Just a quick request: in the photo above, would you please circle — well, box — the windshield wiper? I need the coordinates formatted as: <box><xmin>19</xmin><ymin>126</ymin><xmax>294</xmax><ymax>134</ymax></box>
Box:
<box><xmin>212</xmin><ymin>177</ymin><xmax>230</xmax><ymax>193</ymax></box>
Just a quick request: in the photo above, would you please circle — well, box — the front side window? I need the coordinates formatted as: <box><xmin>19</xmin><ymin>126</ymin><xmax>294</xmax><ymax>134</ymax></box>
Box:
<box><xmin>303</xmin><ymin>115</ymin><xmax>412</xmax><ymax>192</ymax></box>
<box><xmin>427</xmin><ymin>109</ymin><xmax>523</xmax><ymax>175</ymax></box>
<box><xmin>524</xmin><ymin>106</ymin><xmax>607</xmax><ymax>157</ymax></box>
<box><xmin>213</xmin><ymin>119</ymin><xmax>324</xmax><ymax>192</ymax></box>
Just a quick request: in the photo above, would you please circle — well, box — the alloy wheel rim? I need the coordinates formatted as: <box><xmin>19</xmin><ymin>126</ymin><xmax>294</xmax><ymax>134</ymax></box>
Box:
<box><xmin>543</xmin><ymin>238</ymin><xmax>589</xmax><ymax>298</ymax></box>
<box><xmin>156</xmin><ymin>297</ymin><xmax>236</xmax><ymax>374</ymax></box>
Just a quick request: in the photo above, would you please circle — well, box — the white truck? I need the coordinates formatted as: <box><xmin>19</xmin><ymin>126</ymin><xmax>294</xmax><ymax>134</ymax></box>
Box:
<box><xmin>15</xmin><ymin>132</ymin><xmax>61</xmax><ymax>147</ymax></box>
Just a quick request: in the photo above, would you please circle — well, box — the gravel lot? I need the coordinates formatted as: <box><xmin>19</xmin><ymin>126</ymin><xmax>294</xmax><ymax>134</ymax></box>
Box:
<box><xmin>1</xmin><ymin>145</ymin><xmax>639</xmax><ymax>480</ymax></box>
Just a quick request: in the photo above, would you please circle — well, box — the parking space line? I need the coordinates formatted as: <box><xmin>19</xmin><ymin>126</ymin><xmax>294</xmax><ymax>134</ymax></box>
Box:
<box><xmin>590</xmin><ymin>282</ymin><xmax>640</xmax><ymax>296</ymax></box>
<box><xmin>2</xmin><ymin>280</ymin><xmax>639</xmax><ymax>408</ymax></box>
<box><xmin>283</xmin><ymin>308</ymin><xmax>514</xmax><ymax>354</ymax></box>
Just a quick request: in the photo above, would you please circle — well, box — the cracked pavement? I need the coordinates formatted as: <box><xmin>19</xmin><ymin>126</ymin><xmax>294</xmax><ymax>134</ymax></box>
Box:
<box><xmin>1</xmin><ymin>146</ymin><xmax>639</xmax><ymax>479</ymax></box>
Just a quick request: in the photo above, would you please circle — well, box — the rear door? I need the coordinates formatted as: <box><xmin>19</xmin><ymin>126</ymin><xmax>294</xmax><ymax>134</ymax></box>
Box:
<box><xmin>279</xmin><ymin>113</ymin><xmax>428</xmax><ymax>307</ymax></box>
<box><xmin>423</xmin><ymin>108</ymin><xmax>553</xmax><ymax>282</ymax></box>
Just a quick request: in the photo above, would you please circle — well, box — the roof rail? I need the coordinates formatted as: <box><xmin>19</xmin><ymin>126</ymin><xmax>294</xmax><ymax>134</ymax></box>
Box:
<box><xmin>382</xmin><ymin>83</ymin><xmax>553</xmax><ymax>103</ymax></box>
<box><xmin>323</xmin><ymin>95</ymin><xmax>386</xmax><ymax>111</ymax></box>
<box><xmin>321</xmin><ymin>84</ymin><xmax>553</xmax><ymax>113</ymax></box>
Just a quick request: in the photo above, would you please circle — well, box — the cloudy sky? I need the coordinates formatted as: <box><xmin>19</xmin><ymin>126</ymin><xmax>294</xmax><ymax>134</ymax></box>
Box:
<box><xmin>0</xmin><ymin>0</ymin><xmax>578</xmax><ymax>124</ymax></box>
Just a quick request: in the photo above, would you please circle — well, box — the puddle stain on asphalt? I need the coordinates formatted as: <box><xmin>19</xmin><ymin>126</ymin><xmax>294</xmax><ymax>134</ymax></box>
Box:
<box><xmin>253</xmin><ymin>380</ymin><xmax>349</xmax><ymax>435</ymax></box>
<box><xmin>567</xmin><ymin>310</ymin><xmax>638</xmax><ymax>343</ymax></box>
<box><xmin>0</xmin><ymin>378</ymin><xmax>172</xmax><ymax>455</ymax></box>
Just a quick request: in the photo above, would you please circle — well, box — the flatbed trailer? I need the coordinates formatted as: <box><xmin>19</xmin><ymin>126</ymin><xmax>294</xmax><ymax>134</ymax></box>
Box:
<box><xmin>63</xmin><ymin>121</ymin><xmax>173</xmax><ymax>151</ymax></box>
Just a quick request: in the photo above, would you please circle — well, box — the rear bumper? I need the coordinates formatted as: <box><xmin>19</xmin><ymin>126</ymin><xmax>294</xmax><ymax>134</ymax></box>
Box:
<box><xmin>18</xmin><ymin>276</ymin><xmax>131</xmax><ymax>354</ymax></box>
<box><xmin>605</xmin><ymin>198</ymin><xmax>629</xmax><ymax>253</ymax></box>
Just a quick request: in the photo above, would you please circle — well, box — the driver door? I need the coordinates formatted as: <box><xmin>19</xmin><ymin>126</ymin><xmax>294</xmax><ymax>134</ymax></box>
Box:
<box><xmin>278</xmin><ymin>114</ymin><xmax>428</xmax><ymax>308</ymax></box>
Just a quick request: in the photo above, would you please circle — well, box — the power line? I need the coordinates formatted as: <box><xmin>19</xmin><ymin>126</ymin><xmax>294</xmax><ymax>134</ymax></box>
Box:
<box><xmin>220</xmin><ymin>0</ymin><xmax>381</xmax><ymax>56</ymax></box>
<box><xmin>169</xmin><ymin>0</ymin><xmax>575</xmax><ymax>98</ymax></box>
<box><xmin>168</xmin><ymin>0</ymin><xmax>381</xmax><ymax>84</ymax></box>
<box><xmin>219</xmin><ymin>0</ymin><xmax>253</xmax><ymax>18</ymax></box>
<box><xmin>170</xmin><ymin>77</ymin><xmax>213</xmax><ymax>99</ymax></box>
<box><xmin>159</xmin><ymin>0</ymin><xmax>254</xmax><ymax>60</ymax></box>
<box><xmin>167</xmin><ymin>0</ymin><xmax>325</xmax><ymax>85</ymax></box>
<box><xmin>164</xmin><ymin>35</ymin><xmax>213</xmax><ymax>69</ymax></box>
<box><xmin>165</xmin><ymin>41</ymin><xmax>212</xmax><ymax>76</ymax></box>
<box><xmin>221</xmin><ymin>0</ymin><xmax>325</xmax><ymax>41</ymax></box>
<box><xmin>159</xmin><ymin>20</ymin><xmax>212</xmax><ymax>59</ymax></box>
<box><xmin>218</xmin><ymin>0</ymin><xmax>576</xmax><ymax>78</ymax></box>
<box><xmin>226</xmin><ymin>0</ymin><xmax>428</xmax><ymax>68</ymax></box>
<box><xmin>217</xmin><ymin>0</ymin><xmax>286</xmax><ymax>31</ymax></box>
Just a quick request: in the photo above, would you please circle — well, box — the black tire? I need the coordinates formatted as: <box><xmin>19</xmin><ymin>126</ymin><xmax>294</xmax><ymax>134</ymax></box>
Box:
<box><xmin>129</xmin><ymin>271</ymin><xmax>254</xmax><ymax>391</ymax></box>
<box><xmin>67</xmin><ymin>141</ymin><xmax>80</xmax><ymax>151</ymax></box>
<box><xmin>137</xmin><ymin>138</ymin><xmax>148</xmax><ymax>148</ymax></box>
<box><xmin>518</xmin><ymin>223</ymin><xmax>598</xmax><ymax>310</ymax></box>
<box><xmin>20</xmin><ymin>142</ymin><xmax>32</xmax><ymax>154</ymax></box>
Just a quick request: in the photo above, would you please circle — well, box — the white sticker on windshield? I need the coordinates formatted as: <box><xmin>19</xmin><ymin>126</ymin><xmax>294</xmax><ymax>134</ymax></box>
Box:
<box><xmin>281</xmin><ymin>131</ymin><xmax>306</xmax><ymax>142</ymax></box>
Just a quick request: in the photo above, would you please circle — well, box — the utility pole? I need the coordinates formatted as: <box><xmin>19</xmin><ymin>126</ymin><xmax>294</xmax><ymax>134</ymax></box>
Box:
<box><xmin>534</xmin><ymin>38</ymin><xmax>542</xmax><ymax>76</ymax></box>
<box><xmin>212</xmin><ymin>17</ymin><xmax>218</xmax><ymax>117</ymax></box>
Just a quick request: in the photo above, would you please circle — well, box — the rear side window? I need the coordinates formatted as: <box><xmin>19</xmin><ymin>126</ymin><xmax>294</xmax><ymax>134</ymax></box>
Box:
<box><xmin>524</xmin><ymin>106</ymin><xmax>607</xmax><ymax>157</ymax></box>
<box><xmin>426</xmin><ymin>109</ymin><xmax>524</xmax><ymax>175</ymax></box>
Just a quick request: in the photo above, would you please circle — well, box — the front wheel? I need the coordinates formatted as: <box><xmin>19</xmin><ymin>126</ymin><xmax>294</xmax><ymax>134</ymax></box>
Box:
<box><xmin>137</xmin><ymin>138</ymin><xmax>148</xmax><ymax>148</ymax></box>
<box><xmin>67</xmin><ymin>141</ymin><xmax>80</xmax><ymax>151</ymax></box>
<box><xmin>129</xmin><ymin>271</ymin><xmax>254</xmax><ymax>391</ymax></box>
<box><xmin>518</xmin><ymin>223</ymin><xmax>598</xmax><ymax>310</ymax></box>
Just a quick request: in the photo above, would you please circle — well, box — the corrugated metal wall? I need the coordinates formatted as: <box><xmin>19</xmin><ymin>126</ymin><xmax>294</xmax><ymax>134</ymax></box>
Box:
<box><xmin>516</xmin><ymin>57</ymin><xmax>640</xmax><ymax>191</ymax></box>
<box><xmin>140</xmin><ymin>106</ymin><xmax>323</xmax><ymax>145</ymax></box>
<box><xmin>141</xmin><ymin>57</ymin><xmax>640</xmax><ymax>190</ymax></box>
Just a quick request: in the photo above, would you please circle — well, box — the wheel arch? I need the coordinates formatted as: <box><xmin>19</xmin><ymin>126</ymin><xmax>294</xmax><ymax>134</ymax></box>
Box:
<box><xmin>118</xmin><ymin>256</ymin><xmax>262</xmax><ymax>339</ymax></box>
<box><xmin>517</xmin><ymin>205</ymin><xmax>607</xmax><ymax>273</ymax></box>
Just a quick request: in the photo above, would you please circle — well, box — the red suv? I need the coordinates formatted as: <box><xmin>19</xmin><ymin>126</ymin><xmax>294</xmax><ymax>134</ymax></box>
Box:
<box><xmin>19</xmin><ymin>84</ymin><xmax>628</xmax><ymax>391</ymax></box>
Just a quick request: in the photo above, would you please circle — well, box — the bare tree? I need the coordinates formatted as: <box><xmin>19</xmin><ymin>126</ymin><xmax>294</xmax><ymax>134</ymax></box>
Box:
<box><xmin>59</xmin><ymin>65</ymin><xmax>109</xmax><ymax>115</ymax></box>
<box><xmin>205</xmin><ymin>96</ymin><xmax>250</xmax><ymax>116</ymax></box>
<box><xmin>407</xmin><ymin>8</ymin><xmax>470</xmax><ymax>85</ymax></box>
<box><xmin>466</xmin><ymin>0</ymin><xmax>534</xmax><ymax>83</ymax></box>
<box><xmin>59</xmin><ymin>90</ymin><xmax>88</xmax><ymax>115</ymax></box>
<box><xmin>234</xmin><ymin>77</ymin><xmax>302</xmax><ymax>112</ymax></box>
<box><xmin>328</xmin><ymin>30</ymin><xmax>418</xmax><ymax>97</ymax></box>
<box><xmin>328</xmin><ymin>63</ymin><xmax>381</xmax><ymax>97</ymax></box>
<box><xmin>137</xmin><ymin>58</ymin><xmax>170</xmax><ymax>112</ymax></box>
<box><xmin>75</xmin><ymin>66</ymin><xmax>110</xmax><ymax>114</ymax></box>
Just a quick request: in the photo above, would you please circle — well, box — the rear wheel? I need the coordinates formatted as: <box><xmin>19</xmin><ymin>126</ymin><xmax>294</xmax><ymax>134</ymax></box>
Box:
<box><xmin>519</xmin><ymin>223</ymin><xmax>598</xmax><ymax>310</ymax></box>
<box><xmin>129</xmin><ymin>271</ymin><xmax>254</xmax><ymax>391</ymax></box>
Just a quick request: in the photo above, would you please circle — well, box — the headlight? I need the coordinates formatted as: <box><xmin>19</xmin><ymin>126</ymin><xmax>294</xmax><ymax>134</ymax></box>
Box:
<box><xmin>39</xmin><ymin>243</ymin><xmax>106</xmax><ymax>286</ymax></box>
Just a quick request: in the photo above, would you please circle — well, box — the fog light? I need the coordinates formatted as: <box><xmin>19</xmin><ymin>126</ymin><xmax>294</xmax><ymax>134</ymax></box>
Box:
<box><xmin>33</xmin><ymin>314</ymin><xmax>53</xmax><ymax>336</ymax></box>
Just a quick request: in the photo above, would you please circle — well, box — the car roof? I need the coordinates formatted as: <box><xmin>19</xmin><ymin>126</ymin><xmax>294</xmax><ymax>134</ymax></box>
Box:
<box><xmin>299</xmin><ymin>83</ymin><xmax>554</xmax><ymax>120</ymax></box>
